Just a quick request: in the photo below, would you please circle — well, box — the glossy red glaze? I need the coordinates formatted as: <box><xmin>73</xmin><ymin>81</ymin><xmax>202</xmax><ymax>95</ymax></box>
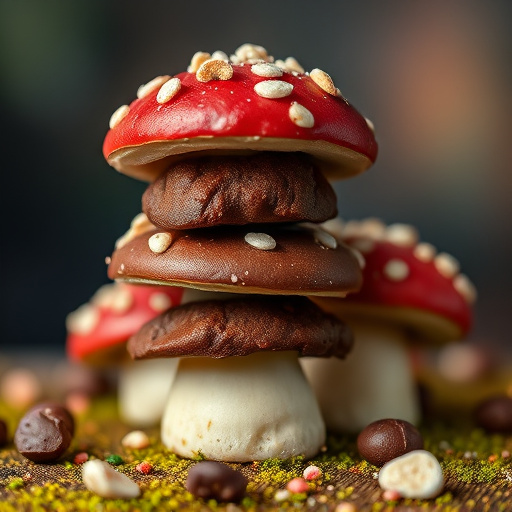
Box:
<box><xmin>343</xmin><ymin>238</ymin><xmax>472</xmax><ymax>337</ymax></box>
<box><xmin>67</xmin><ymin>284</ymin><xmax>184</xmax><ymax>361</ymax></box>
<box><xmin>103</xmin><ymin>64</ymin><xmax>377</xmax><ymax>180</ymax></box>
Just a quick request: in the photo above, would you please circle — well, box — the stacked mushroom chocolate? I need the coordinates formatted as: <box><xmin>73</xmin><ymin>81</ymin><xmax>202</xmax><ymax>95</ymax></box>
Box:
<box><xmin>102</xmin><ymin>44</ymin><xmax>377</xmax><ymax>462</ymax></box>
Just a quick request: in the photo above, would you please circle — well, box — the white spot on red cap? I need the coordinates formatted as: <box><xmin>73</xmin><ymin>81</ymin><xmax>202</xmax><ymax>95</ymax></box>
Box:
<box><xmin>414</xmin><ymin>242</ymin><xmax>437</xmax><ymax>262</ymax></box>
<box><xmin>254</xmin><ymin>80</ymin><xmax>293</xmax><ymax>99</ymax></box>
<box><xmin>149</xmin><ymin>292</ymin><xmax>172</xmax><ymax>312</ymax></box>
<box><xmin>434</xmin><ymin>253</ymin><xmax>460</xmax><ymax>278</ymax></box>
<box><xmin>384</xmin><ymin>259</ymin><xmax>409</xmax><ymax>281</ymax></box>
<box><xmin>453</xmin><ymin>274</ymin><xmax>477</xmax><ymax>304</ymax></box>
<box><xmin>109</xmin><ymin>105</ymin><xmax>130</xmax><ymax>129</ymax></box>
<box><xmin>385</xmin><ymin>224</ymin><xmax>418</xmax><ymax>247</ymax></box>
<box><xmin>310</xmin><ymin>68</ymin><xmax>337</xmax><ymax>96</ymax></box>
<box><xmin>137</xmin><ymin>75</ymin><xmax>171</xmax><ymax>99</ymax></box>
<box><xmin>289</xmin><ymin>102</ymin><xmax>314</xmax><ymax>128</ymax></box>
<box><xmin>251</xmin><ymin>63</ymin><xmax>283</xmax><ymax>78</ymax></box>
<box><xmin>66</xmin><ymin>304</ymin><xmax>100</xmax><ymax>335</ymax></box>
<box><xmin>157</xmin><ymin>77</ymin><xmax>181</xmax><ymax>104</ymax></box>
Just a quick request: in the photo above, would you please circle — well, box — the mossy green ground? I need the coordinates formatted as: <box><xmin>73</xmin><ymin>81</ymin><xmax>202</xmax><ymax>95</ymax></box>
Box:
<box><xmin>1</xmin><ymin>396</ymin><xmax>511</xmax><ymax>512</ymax></box>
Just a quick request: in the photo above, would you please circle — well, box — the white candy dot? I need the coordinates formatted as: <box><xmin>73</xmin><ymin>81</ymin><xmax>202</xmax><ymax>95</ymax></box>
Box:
<box><xmin>156</xmin><ymin>77</ymin><xmax>181</xmax><ymax>104</ymax></box>
<box><xmin>251</xmin><ymin>63</ymin><xmax>283</xmax><ymax>77</ymax></box>
<box><xmin>414</xmin><ymin>242</ymin><xmax>436</xmax><ymax>262</ymax></box>
<box><xmin>434</xmin><ymin>253</ymin><xmax>460</xmax><ymax>278</ymax></box>
<box><xmin>66</xmin><ymin>305</ymin><xmax>100</xmax><ymax>335</ymax></box>
<box><xmin>314</xmin><ymin>230</ymin><xmax>337</xmax><ymax>249</ymax></box>
<box><xmin>385</xmin><ymin>224</ymin><xmax>418</xmax><ymax>247</ymax></box>
<box><xmin>453</xmin><ymin>274</ymin><xmax>477</xmax><ymax>304</ymax></box>
<box><xmin>244</xmin><ymin>232</ymin><xmax>277</xmax><ymax>250</ymax></box>
<box><xmin>109</xmin><ymin>105</ymin><xmax>130</xmax><ymax>129</ymax></box>
<box><xmin>148</xmin><ymin>233</ymin><xmax>173</xmax><ymax>254</ymax></box>
<box><xmin>384</xmin><ymin>259</ymin><xmax>409</xmax><ymax>281</ymax></box>
<box><xmin>254</xmin><ymin>80</ymin><xmax>293</xmax><ymax>99</ymax></box>
<box><xmin>149</xmin><ymin>292</ymin><xmax>173</xmax><ymax>312</ymax></box>
<box><xmin>289</xmin><ymin>102</ymin><xmax>314</xmax><ymax>128</ymax></box>
<box><xmin>137</xmin><ymin>75</ymin><xmax>171</xmax><ymax>99</ymax></box>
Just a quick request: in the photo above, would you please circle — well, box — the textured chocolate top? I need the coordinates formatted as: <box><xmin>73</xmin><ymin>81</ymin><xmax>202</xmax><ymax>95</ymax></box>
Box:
<box><xmin>127</xmin><ymin>296</ymin><xmax>353</xmax><ymax>359</ymax></box>
<box><xmin>142</xmin><ymin>153</ymin><xmax>337</xmax><ymax>230</ymax></box>
<box><xmin>108</xmin><ymin>224</ymin><xmax>362</xmax><ymax>296</ymax></box>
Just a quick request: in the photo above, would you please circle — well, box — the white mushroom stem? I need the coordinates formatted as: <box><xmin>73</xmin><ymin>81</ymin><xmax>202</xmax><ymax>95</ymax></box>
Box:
<box><xmin>118</xmin><ymin>359</ymin><xmax>178</xmax><ymax>427</ymax></box>
<box><xmin>301</xmin><ymin>320</ymin><xmax>420</xmax><ymax>433</ymax></box>
<box><xmin>161</xmin><ymin>351</ymin><xmax>325</xmax><ymax>462</ymax></box>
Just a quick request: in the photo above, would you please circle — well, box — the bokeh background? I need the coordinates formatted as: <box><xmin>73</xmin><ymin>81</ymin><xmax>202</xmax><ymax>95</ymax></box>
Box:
<box><xmin>1</xmin><ymin>0</ymin><xmax>511</xmax><ymax>360</ymax></box>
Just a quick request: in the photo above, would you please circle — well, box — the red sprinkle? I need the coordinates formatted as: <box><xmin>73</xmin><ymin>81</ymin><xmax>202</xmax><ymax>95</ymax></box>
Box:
<box><xmin>73</xmin><ymin>452</ymin><xmax>89</xmax><ymax>464</ymax></box>
<box><xmin>382</xmin><ymin>489</ymin><xmax>402</xmax><ymax>501</ymax></box>
<box><xmin>303</xmin><ymin>465</ymin><xmax>322</xmax><ymax>480</ymax></box>
<box><xmin>136</xmin><ymin>461</ymin><xmax>153</xmax><ymax>474</ymax></box>
<box><xmin>286</xmin><ymin>477</ymin><xmax>309</xmax><ymax>494</ymax></box>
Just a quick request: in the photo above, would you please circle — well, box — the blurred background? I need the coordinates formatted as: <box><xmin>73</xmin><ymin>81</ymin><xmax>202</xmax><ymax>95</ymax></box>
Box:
<box><xmin>1</xmin><ymin>0</ymin><xmax>511</xmax><ymax>363</ymax></box>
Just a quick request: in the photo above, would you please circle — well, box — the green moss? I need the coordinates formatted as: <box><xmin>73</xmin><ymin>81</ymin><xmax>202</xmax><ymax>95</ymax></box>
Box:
<box><xmin>105</xmin><ymin>454</ymin><xmax>124</xmax><ymax>465</ymax></box>
<box><xmin>6</xmin><ymin>477</ymin><xmax>24</xmax><ymax>490</ymax></box>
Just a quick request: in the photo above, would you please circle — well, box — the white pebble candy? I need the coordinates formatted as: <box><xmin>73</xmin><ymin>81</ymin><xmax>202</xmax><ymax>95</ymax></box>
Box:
<box><xmin>244</xmin><ymin>232</ymin><xmax>276</xmax><ymax>251</ymax></box>
<box><xmin>121</xmin><ymin>430</ymin><xmax>150</xmax><ymax>449</ymax></box>
<box><xmin>82</xmin><ymin>459</ymin><xmax>140</xmax><ymax>499</ymax></box>
<box><xmin>254</xmin><ymin>80</ymin><xmax>293</xmax><ymax>99</ymax></box>
<box><xmin>378</xmin><ymin>450</ymin><xmax>444</xmax><ymax>499</ymax></box>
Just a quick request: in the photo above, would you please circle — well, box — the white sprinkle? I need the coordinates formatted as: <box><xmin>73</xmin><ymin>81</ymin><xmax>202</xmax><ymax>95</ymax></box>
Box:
<box><xmin>344</xmin><ymin>218</ymin><xmax>386</xmax><ymax>240</ymax></box>
<box><xmin>230</xmin><ymin>274</ymin><xmax>238</xmax><ymax>283</ymax></box>
<box><xmin>275</xmin><ymin>57</ymin><xmax>304</xmax><ymax>73</ymax></box>
<box><xmin>385</xmin><ymin>224</ymin><xmax>418</xmax><ymax>247</ymax></box>
<box><xmin>187</xmin><ymin>51</ymin><xmax>211</xmax><ymax>73</ymax></box>
<box><xmin>453</xmin><ymin>274</ymin><xmax>477</xmax><ymax>304</ymax></box>
<box><xmin>148</xmin><ymin>233</ymin><xmax>173</xmax><ymax>254</ymax></box>
<box><xmin>121</xmin><ymin>430</ymin><xmax>150</xmax><ymax>449</ymax></box>
<box><xmin>110</xmin><ymin>287</ymin><xmax>134</xmax><ymax>314</ymax></box>
<box><xmin>156</xmin><ymin>77</ymin><xmax>181</xmax><ymax>104</ymax></box>
<box><xmin>314</xmin><ymin>229</ymin><xmax>337</xmax><ymax>249</ymax></box>
<box><xmin>118</xmin><ymin>263</ymin><xmax>125</xmax><ymax>274</ymax></box>
<box><xmin>137</xmin><ymin>75</ymin><xmax>171</xmax><ymax>99</ymax></box>
<box><xmin>414</xmin><ymin>242</ymin><xmax>436</xmax><ymax>262</ymax></box>
<box><xmin>82</xmin><ymin>459</ymin><xmax>140</xmax><ymax>499</ymax></box>
<box><xmin>365</xmin><ymin>117</ymin><xmax>375</xmax><ymax>132</ymax></box>
<box><xmin>244</xmin><ymin>232</ymin><xmax>277</xmax><ymax>251</ymax></box>
<box><xmin>310</xmin><ymin>68</ymin><xmax>337</xmax><ymax>96</ymax></box>
<box><xmin>109</xmin><ymin>105</ymin><xmax>130</xmax><ymax>129</ymax></box>
<box><xmin>66</xmin><ymin>304</ymin><xmax>99</xmax><ymax>335</ymax></box>
<box><xmin>235</xmin><ymin>43</ymin><xmax>270</xmax><ymax>63</ymax></box>
<box><xmin>211</xmin><ymin>50</ymin><xmax>229</xmax><ymax>61</ymax></box>
<box><xmin>149</xmin><ymin>292</ymin><xmax>173</xmax><ymax>312</ymax></box>
<box><xmin>384</xmin><ymin>259</ymin><xmax>409</xmax><ymax>281</ymax></box>
<box><xmin>378</xmin><ymin>450</ymin><xmax>444</xmax><ymax>499</ymax></box>
<box><xmin>434</xmin><ymin>253</ymin><xmax>460</xmax><ymax>278</ymax></box>
<box><xmin>289</xmin><ymin>102</ymin><xmax>314</xmax><ymax>128</ymax></box>
<box><xmin>254</xmin><ymin>80</ymin><xmax>293</xmax><ymax>99</ymax></box>
<box><xmin>251</xmin><ymin>63</ymin><xmax>283</xmax><ymax>77</ymax></box>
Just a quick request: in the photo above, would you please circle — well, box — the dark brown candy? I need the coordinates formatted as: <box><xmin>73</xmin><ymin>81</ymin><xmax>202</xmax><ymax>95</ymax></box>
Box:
<box><xmin>0</xmin><ymin>419</ymin><xmax>7</xmax><ymax>447</ymax></box>
<box><xmin>185</xmin><ymin>461</ymin><xmax>248</xmax><ymax>502</ymax></box>
<box><xmin>357</xmin><ymin>418</ymin><xmax>424</xmax><ymax>467</ymax></box>
<box><xmin>143</xmin><ymin>152</ymin><xmax>338</xmax><ymax>230</ymax></box>
<box><xmin>14</xmin><ymin>402</ymin><xmax>74</xmax><ymax>462</ymax></box>
<box><xmin>475</xmin><ymin>395</ymin><xmax>512</xmax><ymax>433</ymax></box>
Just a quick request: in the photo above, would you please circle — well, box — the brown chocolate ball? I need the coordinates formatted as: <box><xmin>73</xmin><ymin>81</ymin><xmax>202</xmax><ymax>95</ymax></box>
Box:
<box><xmin>357</xmin><ymin>418</ymin><xmax>424</xmax><ymax>467</ymax></box>
<box><xmin>185</xmin><ymin>461</ymin><xmax>247</xmax><ymax>502</ymax></box>
<box><xmin>14</xmin><ymin>403</ymin><xmax>74</xmax><ymax>462</ymax></box>
<box><xmin>475</xmin><ymin>395</ymin><xmax>512</xmax><ymax>433</ymax></box>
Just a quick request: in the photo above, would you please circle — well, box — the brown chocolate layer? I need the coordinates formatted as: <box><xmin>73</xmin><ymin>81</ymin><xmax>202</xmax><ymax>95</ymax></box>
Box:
<box><xmin>142</xmin><ymin>153</ymin><xmax>338</xmax><ymax>230</ymax></box>
<box><xmin>108</xmin><ymin>224</ymin><xmax>362</xmax><ymax>296</ymax></box>
<box><xmin>128</xmin><ymin>296</ymin><xmax>353</xmax><ymax>359</ymax></box>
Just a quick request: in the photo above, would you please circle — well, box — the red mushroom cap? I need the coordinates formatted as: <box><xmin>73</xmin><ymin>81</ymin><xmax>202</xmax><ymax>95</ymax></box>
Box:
<box><xmin>316</xmin><ymin>219</ymin><xmax>476</xmax><ymax>343</ymax></box>
<box><xmin>66</xmin><ymin>283</ymin><xmax>184</xmax><ymax>364</ymax></box>
<box><xmin>103</xmin><ymin>46</ymin><xmax>377</xmax><ymax>182</ymax></box>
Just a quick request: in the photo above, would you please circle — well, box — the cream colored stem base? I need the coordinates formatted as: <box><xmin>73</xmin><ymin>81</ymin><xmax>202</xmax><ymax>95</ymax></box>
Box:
<box><xmin>301</xmin><ymin>322</ymin><xmax>420</xmax><ymax>432</ymax></box>
<box><xmin>161</xmin><ymin>351</ymin><xmax>325</xmax><ymax>462</ymax></box>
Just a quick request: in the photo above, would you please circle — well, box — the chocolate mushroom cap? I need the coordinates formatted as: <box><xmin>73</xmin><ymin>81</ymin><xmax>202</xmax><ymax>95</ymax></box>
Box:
<box><xmin>128</xmin><ymin>296</ymin><xmax>353</xmax><ymax>360</ymax></box>
<box><xmin>108</xmin><ymin>224</ymin><xmax>362</xmax><ymax>297</ymax></box>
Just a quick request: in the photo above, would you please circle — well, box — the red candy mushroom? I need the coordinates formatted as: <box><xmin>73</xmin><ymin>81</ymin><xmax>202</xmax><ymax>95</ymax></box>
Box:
<box><xmin>302</xmin><ymin>218</ymin><xmax>476</xmax><ymax>431</ymax></box>
<box><xmin>66</xmin><ymin>279</ymin><xmax>184</xmax><ymax>426</ymax></box>
<box><xmin>103</xmin><ymin>44</ymin><xmax>377</xmax><ymax>182</ymax></box>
